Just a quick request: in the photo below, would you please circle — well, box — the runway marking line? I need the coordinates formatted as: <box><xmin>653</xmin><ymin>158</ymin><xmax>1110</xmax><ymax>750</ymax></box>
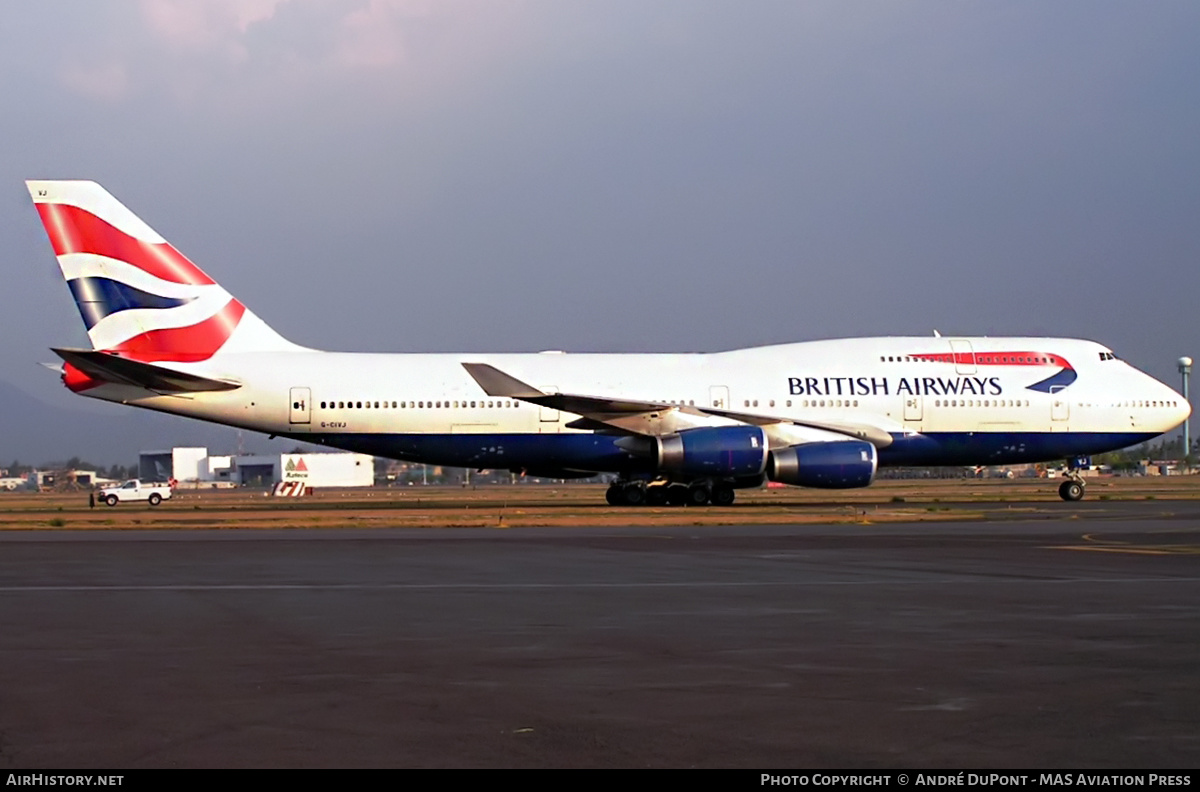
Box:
<box><xmin>4</xmin><ymin>577</ymin><xmax>1200</xmax><ymax>593</ymax></box>
<box><xmin>1046</xmin><ymin>533</ymin><xmax>1200</xmax><ymax>556</ymax></box>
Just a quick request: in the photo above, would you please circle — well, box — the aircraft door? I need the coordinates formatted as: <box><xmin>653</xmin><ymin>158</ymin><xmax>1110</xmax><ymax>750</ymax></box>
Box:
<box><xmin>950</xmin><ymin>340</ymin><xmax>977</xmax><ymax>374</ymax></box>
<box><xmin>1051</xmin><ymin>386</ymin><xmax>1069</xmax><ymax>424</ymax></box>
<box><xmin>289</xmin><ymin>387</ymin><xmax>311</xmax><ymax>425</ymax></box>
<box><xmin>904</xmin><ymin>395</ymin><xmax>923</xmax><ymax>422</ymax></box>
<box><xmin>710</xmin><ymin>386</ymin><xmax>729</xmax><ymax>409</ymax></box>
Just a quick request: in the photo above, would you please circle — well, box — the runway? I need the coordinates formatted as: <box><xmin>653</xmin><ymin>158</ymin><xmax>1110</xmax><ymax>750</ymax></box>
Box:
<box><xmin>1</xmin><ymin>508</ymin><xmax>1199</xmax><ymax>767</ymax></box>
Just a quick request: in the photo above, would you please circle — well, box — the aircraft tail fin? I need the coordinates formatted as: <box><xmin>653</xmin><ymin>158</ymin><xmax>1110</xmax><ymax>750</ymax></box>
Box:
<box><xmin>26</xmin><ymin>180</ymin><xmax>304</xmax><ymax>363</ymax></box>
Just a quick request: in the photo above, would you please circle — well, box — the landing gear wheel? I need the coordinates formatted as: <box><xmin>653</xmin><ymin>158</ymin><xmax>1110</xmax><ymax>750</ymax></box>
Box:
<box><xmin>687</xmin><ymin>486</ymin><xmax>710</xmax><ymax>506</ymax></box>
<box><xmin>711</xmin><ymin>485</ymin><xmax>735</xmax><ymax>506</ymax></box>
<box><xmin>645</xmin><ymin>486</ymin><xmax>668</xmax><ymax>506</ymax></box>
<box><xmin>605</xmin><ymin>486</ymin><xmax>626</xmax><ymax>506</ymax></box>
<box><xmin>622</xmin><ymin>483</ymin><xmax>646</xmax><ymax>506</ymax></box>
<box><xmin>1058</xmin><ymin>480</ymin><xmax>1085</xmax><ymax>502</ymax></box>
<box><xmin>106</xmin><ymin>494</ymin><xmax>118</xmax><ymax>507</ymax></box>
<box><xmin>666</xmin><ymin>485</ymin><xmax>689</xmax><ymax>506</ymax></box>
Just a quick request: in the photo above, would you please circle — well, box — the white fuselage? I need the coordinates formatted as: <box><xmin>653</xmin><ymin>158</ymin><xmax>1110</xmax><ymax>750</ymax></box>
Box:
<box><xmin>75</xmin><ymin>336</ymin><xmax>1188</xmax><ymax>474</ymax></box>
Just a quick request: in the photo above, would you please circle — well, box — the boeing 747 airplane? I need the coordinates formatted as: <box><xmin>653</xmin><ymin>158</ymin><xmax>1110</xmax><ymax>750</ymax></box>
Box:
<box><xmin>27</xmin><ymin>180</ymin><xmax>1190</xmax><ymax>504</ymax></box>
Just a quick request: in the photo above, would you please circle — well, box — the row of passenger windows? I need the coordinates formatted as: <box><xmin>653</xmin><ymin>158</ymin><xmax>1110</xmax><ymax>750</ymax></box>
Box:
<box><xmin>319</xmin><ymin>400</ymin><xmax>520</xmax><ymax>410</ymax></box>
<box><xmin>931</xmin><ymin>399</ymin><xmax>1178</xmax><ymax>409</ymax></box>
<box><xmin>742</xmin><ymin>399</ymin><xmax>860</xmax><ymax>408</ymax></box>
<box><xmin>935</xmin><ymin>399</ymin><xmax>1030</xmax><ymax>408</ymax></box>
<box><xmin>880</xmin><ymin>355</ymin><xmax>1062</xmax><ymax>365</ymax></box>
<box><xmin>312</xmin><ymin>396</ymin><xmax>1177</xmax><ymax>412</ymax></box>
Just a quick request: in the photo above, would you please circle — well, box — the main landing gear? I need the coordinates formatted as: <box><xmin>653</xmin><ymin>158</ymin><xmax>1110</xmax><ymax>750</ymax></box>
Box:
<box><xmin>605</xmin><ymin>480</ymin><xmax>737</xmax><ymax>507</ymax></box>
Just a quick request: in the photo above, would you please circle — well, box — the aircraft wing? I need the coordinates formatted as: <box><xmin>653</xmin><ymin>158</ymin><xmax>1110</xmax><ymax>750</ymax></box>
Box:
<box><xmin>461</xmin><ymin>362</ymin><xmax>892</xmax><ymax>447</ymax></box>
<box><xmin>52</xmin><ymin>348</ymin><xmax>242</xmax><ymax>393</ymax></box>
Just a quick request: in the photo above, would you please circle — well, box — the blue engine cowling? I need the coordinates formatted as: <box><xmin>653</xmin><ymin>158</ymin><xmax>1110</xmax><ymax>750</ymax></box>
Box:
<box><xmin>766</xmin><ymin>440</ymin><xmax>877</xmax><ymax>489</ymax></box>
<box><xmin>658</xmin><ymin>426</ymin><xmax>769</xmax><ymax>478</ymax></box>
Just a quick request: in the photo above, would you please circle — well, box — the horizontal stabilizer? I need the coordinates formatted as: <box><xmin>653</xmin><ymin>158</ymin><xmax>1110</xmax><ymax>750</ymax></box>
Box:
<box><xmin>52</xmin><ymin>348</ymin><xmax>241</xmax><ymax>393</ymax></box>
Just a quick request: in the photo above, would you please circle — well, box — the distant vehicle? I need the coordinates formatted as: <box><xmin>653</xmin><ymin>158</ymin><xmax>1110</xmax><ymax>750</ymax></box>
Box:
<box><xmin>97</xmin><ymin>479</ymin><xmax>172</xmax><ymax>507</ymax></box>
<box><xmin>0</xmin><ymin>477</ymin><xmax>24</xmax><ymax>491</ymax></box>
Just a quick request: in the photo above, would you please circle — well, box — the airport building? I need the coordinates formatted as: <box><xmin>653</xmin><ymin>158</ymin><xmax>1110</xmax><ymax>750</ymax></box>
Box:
<box><xmin>138</xmin><ymin>447</ymin><xmax>374</xmax><ymax>489</ymax></box>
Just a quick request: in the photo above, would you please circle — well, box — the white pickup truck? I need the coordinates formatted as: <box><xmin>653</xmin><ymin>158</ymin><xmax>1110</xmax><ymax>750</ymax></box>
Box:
<box><xmin>97</xmin><ymin>479</ymin><xmax>173</xmax><ymax>507</ymax></box>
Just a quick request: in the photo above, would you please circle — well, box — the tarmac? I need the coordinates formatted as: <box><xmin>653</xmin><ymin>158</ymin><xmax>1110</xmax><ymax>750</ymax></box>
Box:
<box><xmin>1</xmin><ymin>504</ymin><xmax>1199</xmax><ymax>768</ymax></box>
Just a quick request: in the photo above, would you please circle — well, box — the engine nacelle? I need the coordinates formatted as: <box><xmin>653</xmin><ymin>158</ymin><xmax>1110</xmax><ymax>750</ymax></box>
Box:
<box><xmin>767</xmin><ymin>440</ymin><xmax>877</xmax><ymax>489</ymax></box>
<box><xmin>657</xmin><ymin>426</ymin><xmax>768</xmax><ymax>478</ymax></box>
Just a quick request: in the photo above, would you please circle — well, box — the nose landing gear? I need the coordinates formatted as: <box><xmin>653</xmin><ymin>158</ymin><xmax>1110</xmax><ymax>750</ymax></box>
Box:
<box><xmin>1057</xmin><ymin>456</ymin><xmax>1089</xmax><ymax>501</ymax></box>
<box><xmin>1058</xmin><ymin>478</ymin><xmax>1085</xmax><ymax>502</ymax></box>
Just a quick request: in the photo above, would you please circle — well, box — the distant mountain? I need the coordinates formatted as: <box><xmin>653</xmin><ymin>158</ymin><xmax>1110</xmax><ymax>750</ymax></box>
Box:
<box><xmin>0</xmin><ymin>379</ymin><xmax>321</xmax><ymax>468</ymax></box>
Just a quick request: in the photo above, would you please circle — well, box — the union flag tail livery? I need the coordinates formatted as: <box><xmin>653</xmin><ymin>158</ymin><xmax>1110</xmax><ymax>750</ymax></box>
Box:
<box><xmin>27</xmin><ymin>180</ymin><xmax>300</xmax><ymax>363</ymax></box>
<box><xmin>27</xmin><ymin>179</ymin><xmax>1190</xmax><ymax>504</ymax></box>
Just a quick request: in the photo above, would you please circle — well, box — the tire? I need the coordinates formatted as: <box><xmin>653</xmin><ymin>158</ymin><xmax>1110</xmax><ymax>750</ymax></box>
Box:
<box><xmin>687</xmin><ymin>486</ymin><xmax>710</xmax><ymax>506</ymax></box>
<box><xmin>622</xmin><ymin>484</ymin><xmax>646</xmax><ymax>506</ymax></box>
<box><xmin>666</xmin><ymin>485</ymin><xmax>689</xmax><ymax>507</ymax></box>
<box><xmin>711</xmin><ymin>485</ymin><xmax>735</xmax><ymax>506</ymax></box>
<box><xmin>148</xmin><ymin>493</ymin><xmax>162</xmax><ymax>507</ymax></box>
<box><xmin>106</xmin><ymin>494</ymin><xmax>119</xmax><ymax>507</ymax></box>
<box><xmin>645</xmin><ymin>485</ymin><xmax>668</xmax><ymax>506</ymax></box>
<box><xmin>1058</xmin><ymin>480</ymin><xmax>1085</xmax><ymax>502</ymax></box>
<box><xmin>605</xmin><ymin>486</ymin><xmax>626</xmax><ymax>506</ymax></box>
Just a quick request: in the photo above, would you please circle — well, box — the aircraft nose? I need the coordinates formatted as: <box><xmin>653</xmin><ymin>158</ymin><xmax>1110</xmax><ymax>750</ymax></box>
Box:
<box><xmin>1161</xmin><ymin>381</ymin><xmax>1191</xmax><ymax>427</ymax></box>
<box><xmin>1176</xmin><ymin>391</ymin><xmax>1192</xmax><ymax>425</ymax></box>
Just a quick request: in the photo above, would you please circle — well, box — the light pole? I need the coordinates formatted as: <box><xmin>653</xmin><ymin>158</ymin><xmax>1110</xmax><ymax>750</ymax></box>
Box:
<box><xmin>1179</xmin><ymin>356</ymin><xmax>1192</xmax><ymax>465</ymax></box>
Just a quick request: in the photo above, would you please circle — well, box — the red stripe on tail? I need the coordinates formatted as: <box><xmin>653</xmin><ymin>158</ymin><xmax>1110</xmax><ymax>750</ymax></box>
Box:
<box><xmin>35</xmin><ymin>203</ymin><xmax>215</xmax><ymax>286</ymax></box>
<box><xmin>109</xmin><ymin>299</ymin><xmax>246</xmax><ymax>363</ymax></box>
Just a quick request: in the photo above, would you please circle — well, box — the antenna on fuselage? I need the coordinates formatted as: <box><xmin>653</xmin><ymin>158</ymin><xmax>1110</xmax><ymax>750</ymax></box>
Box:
<box><xmin>933</xmin><ymin>330</ymin><xmax>942</xmax><ymax>337</ymax></box>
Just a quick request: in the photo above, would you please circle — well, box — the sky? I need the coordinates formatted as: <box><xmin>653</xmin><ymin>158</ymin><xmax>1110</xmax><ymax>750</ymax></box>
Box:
<box><xmin>2</xmin><ymin>1</ymin><xmax>1199</xmax><ymax>465</ymax></box>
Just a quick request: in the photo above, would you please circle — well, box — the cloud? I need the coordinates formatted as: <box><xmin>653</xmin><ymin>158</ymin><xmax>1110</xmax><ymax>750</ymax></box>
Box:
<box><xmin>139</xmin><ymin>0</ymin><xmax>286</xmax><ymax>60</ymax></box>
<box><xmin>54</xmin><ymin>0</ymin><xmax>515</xmax><ymax>110</ymax></box>
<box><xmin>60</xmin><ymin>60</ymin><xmax>131</xmax><ymax>102</ymax></box>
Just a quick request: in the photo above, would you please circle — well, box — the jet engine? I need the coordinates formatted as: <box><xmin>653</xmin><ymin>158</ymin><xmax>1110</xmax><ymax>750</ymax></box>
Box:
<box><xmin>636</xmin><ymin>426</ymin><xmax>769</xmax><ymax>478</ymax></box>
<box><xmin>766</xmin><ymin>440</ymin><xmax>877</xmax><ymax>489</ymax></box>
